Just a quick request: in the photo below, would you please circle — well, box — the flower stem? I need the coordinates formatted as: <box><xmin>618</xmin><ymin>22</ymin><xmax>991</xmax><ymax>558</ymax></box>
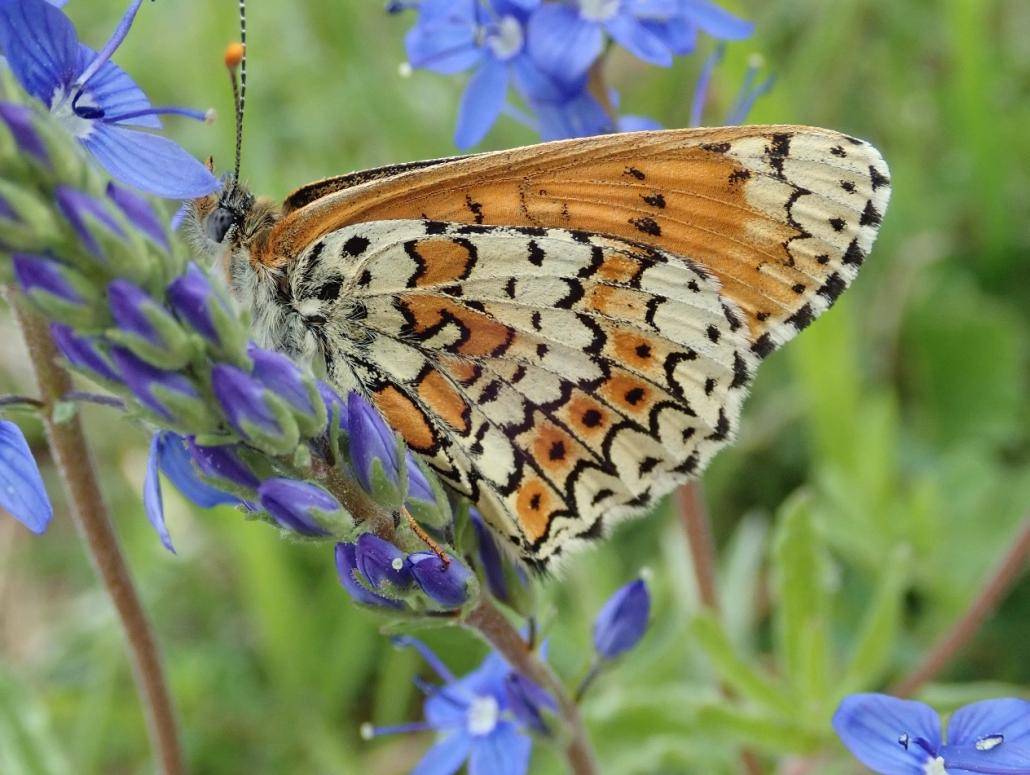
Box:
<box><xmin>466</xmin><ymin>597</ymin><xmax>598</xmax><ymax>775</ymax></box>
<box><xmin>678</xmin><ymin>483</ymin><xmax>764</xmax><ymax>774</ymax></box>
<box><xmin>890</xmin><ymin>516</ymin><xmax>1030</xmax><ymax>698</ymax></box>
<box><xmin>8</xmin><ymin>289</ymin><xmax>184</xmax><ymax>775</ymax></box>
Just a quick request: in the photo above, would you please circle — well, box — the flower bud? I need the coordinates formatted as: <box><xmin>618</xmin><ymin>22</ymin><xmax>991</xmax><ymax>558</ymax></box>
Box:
<box><xmin>55</xmin><ymin>186</ymin><xmax>123</xmax><ymax>256</ymax></box>
<box><xmin>106</xmin><ymin>183</ymin><xmax>168</xmax><ymax>249</ymax></box>
<box><xmin>0</xmin><ymin>104</ymin><xmax>47</xmax><ymax>162</ymax></box>
<box><xmin>50</xmin><ymin>323</ymin><xmax>120</xmax><ymax>384</ymax></box>
<box><xmin>166</xmin><ymin>264</ymin><xmax>248</xmax><ymax>363</ymax></box>
<box><xmin>107</xmin><ymin>279</ymin><xmax>193</xmax><ymax>368</ymax></box>
<box><xmin>347</xmin><ymin>391</ymin><xmax>405</xmax><ymax>505</ymax></box>
<box><xmin>356</xmin><ymin>533</ymin><xmax>413</xmax><ymax>591</ymax></box>
<box><xmin>153</xmin><ymin>432</ymin><xmax>240</xmax><ymax>509</ymax></box>
<box><xmin>12</xmin><ymin>253</ymin><xmax>104</xmax><ymax>328</ymax></box>
<box><xmin>593</xmin><ymin>578</ymin><xmax>651</xmax><ymax>660</ymax></box>
<box><xmin>258</xmin><ymin>478</ymin><xmax>341</xmax><ymax>536</ymax></box>
<box><xmin>248</xmin><ymin>345</ymin><xmax>326</xmax><ymax>437</ymax></box>
<box><xmin>186</xmin><ymin>439</ymin><xmax>261</xmax><ymax>493</ymax></box>
<box><xmin>471</xmin><ymin>509</ymin><xmax>508</xmax><ymax>602</ymax></box>
<box><xmin>335</xmin><ymin>542</ymin><xmax>405</xmax><ymax>610</ymax></box>
<box><xmin>408</xmin><ymin>552</ymin><xmax>473</xmax><ymax>609</ymax></box>
<box><xmin>211</xmin><ymin>364</ymin><xmax>300</xmax><ymax>455</ymax></box>
<box><xmin>110</xmin><ymin>346</ymin><xmax>215</xmax><ymax>431</ymax></box>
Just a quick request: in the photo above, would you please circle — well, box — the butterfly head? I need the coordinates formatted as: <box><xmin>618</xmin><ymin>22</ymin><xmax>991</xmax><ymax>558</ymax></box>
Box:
<box><xmin>180</xmin><ymin>171</ymin><xmax>278</xmax><ymax>265</ymax></box>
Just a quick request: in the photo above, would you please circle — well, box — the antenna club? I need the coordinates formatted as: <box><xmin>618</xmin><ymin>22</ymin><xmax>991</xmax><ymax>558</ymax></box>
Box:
<box><xmin>224</xmin><ymin>42</ymin><xmax>246</xmax><ymax>69</ymax></box>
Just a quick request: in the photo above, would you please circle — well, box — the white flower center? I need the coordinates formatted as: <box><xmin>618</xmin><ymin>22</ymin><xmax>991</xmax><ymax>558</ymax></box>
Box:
<box><xmin>579</xmin><ymin>0</ymin><xmax>621</xmax><ymax>22</ymax></box>
<box><xmin>924</xmin><ymin>756</ymin><xmax>948</xmax><ymax>775</ymax></box>
<box><xmin>466</xmin><ymin>695</ymin><xmax>500</xmax><ymax>736</ymax></box>
<box><xmin>49</xmin><ymin>86</ymin><xmax>97</xmax><ymax>140</ymax></box>
<box><xmin>487</xmin><ymin>16</ymin><xmax>524</xmax><ymax>61</ymax></box>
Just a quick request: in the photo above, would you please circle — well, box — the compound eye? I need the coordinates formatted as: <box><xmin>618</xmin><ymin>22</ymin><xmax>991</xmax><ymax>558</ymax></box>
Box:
<box><xmin>206</xmin><ymin>206</ymin><xmax>237</xmax><ymax>243</ymax></box>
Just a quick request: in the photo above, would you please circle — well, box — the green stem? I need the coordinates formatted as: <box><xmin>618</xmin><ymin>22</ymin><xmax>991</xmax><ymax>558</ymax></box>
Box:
<box><xmin>8</xmin><ymin>288</ymin><xmax>184</xmax><ymax>775</ymax></box>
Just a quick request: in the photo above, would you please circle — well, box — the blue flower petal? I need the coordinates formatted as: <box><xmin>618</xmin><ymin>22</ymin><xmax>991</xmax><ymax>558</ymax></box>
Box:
<box><xmin>642</xmin><ymin>17</ymin><xmax>697</xmax><ymax>55</ymax></box>
<box><xmin>334</xmin><ymin>542</ymin><xmax>404</xmax><ymax>609</ymax></box>
<box><xmin>832</xmin><ymin>694</ymin><xmax>941</xmax><ymax>775</ymax></box>
<box><xmin>155</xmin><ymin>432</ymin><xmax>239</xmax><ymax>509</ymax></box>
<box><xmin>509</xmin><ymin>52</ymin><xmax>562</xmax><ymax>103</ymax></box>
<box><xmin>411</xmin><ymin>731</ymin><xmax>473</xmax><ymax>775</ymax></box>
<box><xmin>74</xmin><ymin>44</ymin><xmax>160</xmax><ymax>129</ymax></box>
<box><xmin>144</xmin><ymin>433</ymin><xmax>176</xmax><ymax>552</ymax></box>
<box><xmin>0</xmin><ymin>0</ymin><xmax>78</xmax><ymax>103</ymax></box>
<box><xmin>81</xmin><ymin>126</ymin><xmax>219</xmax><ymax>199</ymax></box>
<box><xmin>605</xmin><ymin>10</ymin><xmax>673</xmax><ymax>67</ymax></box>
<box><xmin>454</xmin><ymin>56</ymin><xmax>510</xmax><ymax>149</ymax></box>
<box><xmin>405</xmin><ymin>0</ymin><xmax>482</xmax><ymax>75</ymax></box>
<box><xmin>526</xmin><ymin>4</ymin><xmax>604</xmax><ymax>83</ymax></box>
<box><xmin>618</xmin><ymin>114</ymin><xmax>663</xmax><ymax>131</ymax></box>
<box><xmin>0</xmin><ymin>419</ymin><xmax>52</xmax><ymax>534</ymax></box>
<box><xmin>940</xmin><ymin>698</ymin><xmax>1030</xmax><ymax>773</ymax></box>
<box><xmin>468</xmin><ymin>721</ymin><xmax>531</xmax><ymax>775</ymax></box>
<box><xmin>593</xmin><ymin>578</ymin><xmax>650</xmax><ymax>659</ymax></box>
<box><xmin>681</xmin><ymin>0</ymin><xmax>754</xmax><ymax>39</ymax></box>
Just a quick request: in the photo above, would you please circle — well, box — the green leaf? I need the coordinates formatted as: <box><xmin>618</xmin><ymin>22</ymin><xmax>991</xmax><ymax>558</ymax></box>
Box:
<box><xmin>689</xmin><ymin>612</ymin><xmax>794</xmax><ymax>717</ymax></box>
<box><xmin>839</xmin><ymin>546</ymin><xmax>909</xmax><ymax>697</ymax></box>
<box><xmin>693</xmin><ymin>703</ymin><xmax>823</xmax><ymax>754</ymax></box>
<box><xmin>771</xmin><ymin>492</ymin><xmax>831</xmax><ymax>713</ymax></box>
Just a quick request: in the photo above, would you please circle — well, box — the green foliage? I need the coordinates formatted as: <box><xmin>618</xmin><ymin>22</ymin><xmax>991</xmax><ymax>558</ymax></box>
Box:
<box><xmin>1</xmin><ymin>0</ymin><xmax>1027</xmax><ymax>773</ymax></box>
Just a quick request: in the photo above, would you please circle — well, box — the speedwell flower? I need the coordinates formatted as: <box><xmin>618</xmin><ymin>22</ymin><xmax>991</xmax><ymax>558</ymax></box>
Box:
<box><xmin>363</xmin><ymin>637</ymin><xmax>547</xmax><ymax>775</ymax></box>
<box><xmin>0</xmin><ymin>419</ymin><xmax>53</xmax><ymax>535</ymax></box>
<box><xmin>0</xmin><ymin>0</ymin><xmax>218</xmax><ymax>198</ymax></box>
<box><xmin>403</xmin><ymin>0</ymin><xmax>559</xmax><ymax>148</ymax></box>
<box><xmin>833</xmin><ymin>693</ymin><xmax>1030</xmax><ymax>775</ymax></box>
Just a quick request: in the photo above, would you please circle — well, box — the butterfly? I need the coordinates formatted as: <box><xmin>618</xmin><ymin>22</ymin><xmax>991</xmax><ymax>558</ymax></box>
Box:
<box><xmin>182</xmin><ymin>123</ymin><xmax>890</xmax><ymax>569</ymax></box>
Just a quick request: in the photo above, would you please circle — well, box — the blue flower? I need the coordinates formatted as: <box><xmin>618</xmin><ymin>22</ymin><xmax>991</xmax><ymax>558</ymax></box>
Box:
<box><xmin>833</xmin><ymin>693</ymin><xmax>1030</xmax><ymax>775</ymax></box>
<box><xmin>364</xmin><ymin>638</ymin><xmax>545</xmax><ymax>775</ymax></box>
<box><xmin>593</xmin><ymin>577</ymin><xmax>650</xmax><ymax>660</ymax></box>
<box><xmin>210</xmin><ymin>363</ymin><xmax>300</xmax><ymax>454</ymax></box>
<box><xmin>0</xmin><ymin>419</ymin><xmax>53</xmax><ymax>534</ymax></box>
<box><xmin>55</xmin><ymin>186</ymin><xmax>124</xmax><ymax>258</ymax></box>
<box><xmin>527</xmin><ymin>0</ymin><xmax>752</xmax><ymax>84</ymax></box>
<box><xmin>50</xmin><ymin>323</ymin><xmax>120</xmax><ymax>383</ymax></box>
<box><xmin>185</xmin><ymin>439</ymin><xmax>261</xmax><ymax>492</ymax></box>
<box><xmin>105</xmin><ymin>182</ymin><xmax>168</xmax><ymax>248</ymax></box>
<box><xmin>355</xmin><ymin>532</ymin><xmax>414</xmax><ymax>591</ymax></box>
<box><xmin>247</xmin><ymin>344</ymin><xmax>326</xmax><ymax>436</ymax></box>
<box><xmin>110</xmin><ymin>345</ymin><xmax>207</xmax><ymax>424</ymax></box>
<box><xmin>0</xmin><ymin>103</ymin><xmax>48</xmax><ymax>161</ymax></box>
<box><xmin>0</xmin><ymin>0</ymin><xmax>218</xmax><ymax>198</ymax></box>
<box><xmin>404</xmin><ymin>0</ymin><xmax>558</xmax><ymax>148</ymax></box>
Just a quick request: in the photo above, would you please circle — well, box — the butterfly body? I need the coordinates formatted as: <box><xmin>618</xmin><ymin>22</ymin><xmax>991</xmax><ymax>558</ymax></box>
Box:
<box><xmin>183</xmin><ymin>126</ymin><xmax>890</xmax><ymax>567</ymax></box>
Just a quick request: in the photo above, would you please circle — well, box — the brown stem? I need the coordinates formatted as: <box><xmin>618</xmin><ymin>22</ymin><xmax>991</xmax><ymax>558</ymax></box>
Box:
<box><xmin>466</xmin><ymin>598</ymin><xmax>597</xmax><ymax>775</ymax></box>
<box><xmin>890</xmin><ymin>516</ymin><xmax>1030</xmax><ymax>698</ymax></box>
<box><xmin>9</xmin><ymin>291</ymin><xmax>183</xmax><ymax>775</ymax></box>
<box><xmin>678</xmin><ymin>482</ymin><xmax>720</xmax><ymax>611</ymax></box>
<box><xmin>678</xmin><ymin>483</ymin><xmax>764</xmax><ymax>774</ymax></box>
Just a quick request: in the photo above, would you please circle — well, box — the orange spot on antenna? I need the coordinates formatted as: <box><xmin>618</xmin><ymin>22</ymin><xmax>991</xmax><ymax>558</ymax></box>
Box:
<box><xmin>224</xmin><ymin>42</ymin><xmax>246</xmax><ymax>69</ymax></box>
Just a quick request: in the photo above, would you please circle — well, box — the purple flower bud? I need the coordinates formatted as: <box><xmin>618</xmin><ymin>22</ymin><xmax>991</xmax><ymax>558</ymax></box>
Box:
<box><xmin>50</xmin><ymin>323</ymin><xmax>120</xmax><ymax>383</ymax></box>
<box><xmin>335</xmin><ymin>542</ymin><xmax>404</xmax><ymax>609</ymax></box>
<box><xmin>108</xmin><ymin>279</ymin><xmax>161</xmax><ymax>344</ymax></box>
<box><xmin>347</xmin><ymin>391</ymin><xmax>401</xmax><ymax>492</ymax></box>
<box><xmin>593</xmin><ymin>578</ymin><xmax>650</xmax><ymax>660</ymax></box>
<box><xmin>106</xmin><ymin>182</ymin><xmax>168</xmax><ymax>248</ymax></box>
<box><xmin>166</xmin><ymin>263</ymin><xmax>224</xmax><ymax>343</ymax></box>
<box><xmin>55</xmin><ymin>186</ymin><xmax>124</xmax><ymax>257</ymax></box>
<box><xmin>12</xmin><ymin>253</ymin><xmax>83</xmax><ymax>304</ymax></box>
<box><xmin>211</xmin><ymin>364</ymin><xmax>297</xmax><ymax>451</ymax></box>
<box><xmin>408</xmin><ymin>552</ymin><xmax>473</xmax><ymax>609</ymax></box>
<box><xmin>248</xmin><ymin>344</ymin><xmax>324</xmax><ymax>433</ymax></box>
<box><xmin>318</xmin><ymin>380</ymin><xmax>347</xmax><ymax>430</ymax></box>
<box><xmin>356</xmin><ymin>533</ymin><xmax>413</xmax><ymax>590</ymax></box>
<box><xmin>110</xmin><ymin>346</ymin><xmax>201</xmax><ymax>420</ymax></box>
<box><xmin>471</xmin><ymin>509</ymin><xmax>508</xmax><ymax>601</ymax></box>
<box><xmin>0</xmin><ymin>194</ymin><xmax>15</xmax><ymax>222</ymax></box>
<box><xmin>185</xmin><ymin>439</ymin><xmax>261</xmax><ymax>491</ymax></box>
<box><xmin>258</xmin><ymin>478</ymin><xmax>339</xmax><ymax>536</ymax></box>
<box><xmin>0</xmin><ymin>103</ymin><xmax>47</xmax><ymax>162</ymax></box>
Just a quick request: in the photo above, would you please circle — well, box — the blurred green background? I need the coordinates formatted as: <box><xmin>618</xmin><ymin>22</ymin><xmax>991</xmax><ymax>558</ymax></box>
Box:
<box><xmin>1</xmin><ymin>0</ymin><xmax>1028</xmax><ymax>773</ymax></box>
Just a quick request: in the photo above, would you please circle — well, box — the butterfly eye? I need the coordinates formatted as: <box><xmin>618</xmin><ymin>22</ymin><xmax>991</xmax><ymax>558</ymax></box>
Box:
<box><xmin>206</xmin><ymin>206</ymin><xmax>238</xmax><ymax>243</ymax></box>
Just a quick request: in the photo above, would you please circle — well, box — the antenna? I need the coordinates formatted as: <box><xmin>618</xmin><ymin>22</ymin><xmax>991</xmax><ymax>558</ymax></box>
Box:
<box><xmin>224</xmin><ymin>0</ymin><xmax>247</xmax><ymax>195</ymax></box>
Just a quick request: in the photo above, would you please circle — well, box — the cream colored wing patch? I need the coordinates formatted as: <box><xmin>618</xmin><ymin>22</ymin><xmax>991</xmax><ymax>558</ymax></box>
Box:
<box><xmin>282</xmin><ymin>220</ymin><xmax>762</xmax><ymax>566</ymax></box>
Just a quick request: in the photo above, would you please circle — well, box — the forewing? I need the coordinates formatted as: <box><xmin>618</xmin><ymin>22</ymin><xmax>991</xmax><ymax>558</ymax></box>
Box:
<box><xmin>286</xmin><ymin>220</ymin><xmax>758</xmax><ymax>566</ymax></box>
<box><xmin>263</xmin><ymin>125</ymin><xmax>891</xmax><ymax>361</ymax></box>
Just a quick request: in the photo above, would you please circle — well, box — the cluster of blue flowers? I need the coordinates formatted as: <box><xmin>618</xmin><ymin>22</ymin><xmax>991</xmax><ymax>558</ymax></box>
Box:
<box><xmin>390</xmin><ymin>0</ymin><xmax>755</xmax><ymax>147</ymax></box>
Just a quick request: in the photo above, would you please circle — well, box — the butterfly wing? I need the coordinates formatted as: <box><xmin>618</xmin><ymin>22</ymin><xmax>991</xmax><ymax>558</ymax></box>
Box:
<box><xmin>260</xmin><ymin>125</ymin><xmax>891</xmax><ymax>361</ymax></box>
<box><xmin>289</xmin><ymin>219</ymin><xmax>771</xmax><ymax>566</ymax></box>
